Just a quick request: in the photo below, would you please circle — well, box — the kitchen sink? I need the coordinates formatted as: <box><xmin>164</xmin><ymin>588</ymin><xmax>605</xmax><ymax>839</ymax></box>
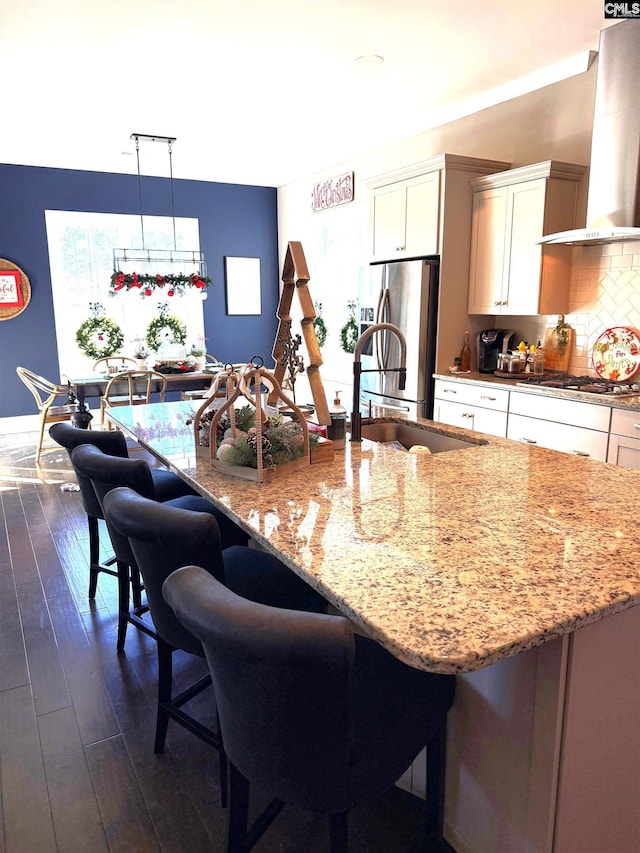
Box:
<box><xmin>360</xmin><ymin>421</ymin><xmax>483</xmax><ymax>453</ymax></box>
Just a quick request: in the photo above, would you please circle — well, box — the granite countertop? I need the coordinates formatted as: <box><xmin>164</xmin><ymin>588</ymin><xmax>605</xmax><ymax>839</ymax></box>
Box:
<box><xmin>434</xmin><ymin>371</ymin><xmax>640</xmax><ymax>410</ymax></box>
<box><xmin>108</xmin><ymin>401</ymin><xmax>640</xmax><ymax>675</ymax></box>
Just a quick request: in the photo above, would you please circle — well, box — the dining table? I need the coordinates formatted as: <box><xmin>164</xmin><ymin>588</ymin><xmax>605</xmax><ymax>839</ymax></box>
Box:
<box><xmin>69</xmin><ymin>369</ymin><xmax>218</xmax><ymax>406</ymax></box>
<box><xmin>103</xmin><ymin>399</ymin><xmax>640</xmax><ymax>853</ymax></box>
<box><xmin>65</xmin><ymin>368</ymin><xmax>222</xmax><ymax>427</ymax></box>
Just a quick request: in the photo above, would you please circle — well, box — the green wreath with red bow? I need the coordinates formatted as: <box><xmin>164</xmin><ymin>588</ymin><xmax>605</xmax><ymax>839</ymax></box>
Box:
<box><xmin>75</xmin><ymin>311</ymin><xmax>124</xmax><ymax>359</ymax></box>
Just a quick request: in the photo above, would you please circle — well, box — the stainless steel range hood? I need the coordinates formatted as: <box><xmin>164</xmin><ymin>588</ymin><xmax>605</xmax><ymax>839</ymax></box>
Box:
<box><xmin>539</xmin><ymin>21</ymin><xmax>640</xmax><ymax>246</ymax></box>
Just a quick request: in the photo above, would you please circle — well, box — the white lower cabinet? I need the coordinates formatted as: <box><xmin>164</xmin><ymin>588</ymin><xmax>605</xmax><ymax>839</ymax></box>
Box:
<box><xmin>507</xmin><ymin>391</ymin><xmax>611</xmax><ymax>462</ymax></box>
<box><xmin>433</xmin><ymin>378</ymin><xmax>640</xmax><ymax>466</ymax></box>
<box><xmin>433</xmin><ymin>380</ymin><xmax>509</xmax><ymax>438</ymax></box>
<box><xmin>607</xmin><ymin>408</ymin><xmax>640</xmax><ymax>469</ymax></box>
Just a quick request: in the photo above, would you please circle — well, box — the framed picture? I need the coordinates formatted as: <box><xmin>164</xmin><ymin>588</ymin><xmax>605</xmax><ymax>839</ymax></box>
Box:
<box><xmin>0</xmin><ymin>270</ymin><xmax>23</xmax><ymax>308</ymax></box>
<box><xmin>225</xmin><ymin>257</ymin><xmax>261</xmax><ymax>315</ymax></box>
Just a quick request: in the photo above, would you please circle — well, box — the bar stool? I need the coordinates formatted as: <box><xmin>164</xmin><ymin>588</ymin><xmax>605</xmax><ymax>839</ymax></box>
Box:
<box><xmin>164</xmin><ymin>566</ymin><xmax>455</xmax><ymax>853</ymax></box>
<box><xmin>70</xmin><ymin>444</ymin><xmax>249</xmax><ymax>650</ymax></box>
<box><xmin>49</xmin><ymin>421</ymin><xmax>197</xmax><ymax>600</ymax></box>
<box><xmin>102</xmin><ymin>487</ymin><xmax>327</xmax><ymax>800</ymax></box>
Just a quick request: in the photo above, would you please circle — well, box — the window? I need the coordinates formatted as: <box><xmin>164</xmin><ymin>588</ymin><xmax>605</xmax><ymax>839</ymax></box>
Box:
<box><xmin>45</xmin><ymin>210</ymin><xmax>205</xmax><ymax>379</ymax></box>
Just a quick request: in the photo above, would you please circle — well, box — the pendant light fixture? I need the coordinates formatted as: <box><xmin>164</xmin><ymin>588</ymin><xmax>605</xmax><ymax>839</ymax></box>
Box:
<box><xmin>110</xmin><ymin>134</ymin><xmax>211</xmax><ymax>299</ymax></box>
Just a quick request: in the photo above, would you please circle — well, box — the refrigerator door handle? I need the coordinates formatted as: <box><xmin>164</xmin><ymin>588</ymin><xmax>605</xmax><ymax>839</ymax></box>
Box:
<box><xmin>375</xmin><ymin>287</ymin><xmax>385</xmax><ymax>324</ymax></box>
<box><xmin>374</xmin><ymin>288</ymin><xmax>386</xmax><ymax>367</ymax></box>
<box><xmin>378</xmin><ymin>289</ymin><xmax>391</xmax><ymax>369</ymax></box>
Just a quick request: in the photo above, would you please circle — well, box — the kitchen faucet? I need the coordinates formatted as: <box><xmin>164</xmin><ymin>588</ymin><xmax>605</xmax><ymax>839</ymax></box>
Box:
<box><xmin>350</xmin><ymin>322</ymin><xmax>407</xmax><ymax>441</ymax></box>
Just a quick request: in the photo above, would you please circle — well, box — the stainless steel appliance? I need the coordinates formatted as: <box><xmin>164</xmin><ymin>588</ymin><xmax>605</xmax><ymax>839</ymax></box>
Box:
<box><xmin>478</xmin><ymin>329</ymin><xmax>515</xmax><ymax>373</ymax></box>
<box><xmin>516</xmin><ymin>374</ymin><xmax>640</xmax><ymax>398</ymax></box>
<box><xmin>358</xmin><ymin>256</ymin><xmax>439</xmax><ymax>419</ymax></box>
<box><xmin>539</xmin><ymin>21</ymin><xmax>640</xmax><ymax>246</ymax></box>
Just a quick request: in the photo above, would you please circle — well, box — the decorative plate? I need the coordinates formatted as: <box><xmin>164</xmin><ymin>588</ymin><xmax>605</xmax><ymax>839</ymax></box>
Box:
<box><xmin>591</xmin><ymin>326</ymin><xmax>640</xmax><ymax>380</ymax></box>
<box><xmin>0</xmin><ymin>259</ymin><xmax>31</xmax><ymax>322</ymax></box>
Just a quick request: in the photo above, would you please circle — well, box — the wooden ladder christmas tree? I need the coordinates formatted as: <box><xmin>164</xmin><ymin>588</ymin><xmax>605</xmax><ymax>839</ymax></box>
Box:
<box><xmin>271</xmin><ymin>241</ymin><xmax>330</xmax><ymax>426</ymax></box>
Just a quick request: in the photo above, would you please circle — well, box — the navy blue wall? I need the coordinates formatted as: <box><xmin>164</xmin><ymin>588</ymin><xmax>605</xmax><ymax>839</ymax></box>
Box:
<box><xmin>0</xmin><ymin>163</ymin><xmax>278</xmax><ymax>418</ymax></box>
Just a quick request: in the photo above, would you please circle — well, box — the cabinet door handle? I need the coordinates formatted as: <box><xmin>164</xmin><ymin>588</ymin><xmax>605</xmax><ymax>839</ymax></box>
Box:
<box><xmin>443</xmin><ymin>389</ymin><xmax>457</xmax><ymax>394</ymax></box>
<box><xmin>396</xmin><ymin>246</ymin><xmax>405</xmax><ymax>251</ymax></box>
<box><xmin>570</xmin><ymin>450</ymin><xmax>590</xmax><ymax>457</ymax></box>
<box><xmin>462</xmin><ymin>412</ymin><xmax>473</xmax><ymax>419</ymax></box>
<box><xmin>480</xmin><ymin>395</ymin><xmax>496</xmax><ymax>401</ymax></box>
<box><xmin>633</xmin><ymin>423</ymin><xmax>640</xmax><ymax>430</ymax></box>
<box><xmin>493</xmin><ymin>300</ymin><xmax>502</xmax><ymax>306</ymax></box>
<box><xmin>519</xmin><ymin>437</ymin><xmax>537</xmax><ymax>444</ymax></box>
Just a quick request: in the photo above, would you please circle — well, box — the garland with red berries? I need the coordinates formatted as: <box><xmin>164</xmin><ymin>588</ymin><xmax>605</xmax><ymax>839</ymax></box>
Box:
<box><xmin>110</xmin><ymin>270</ymin><xmax>212</xmax><ymax>297</ymax></box>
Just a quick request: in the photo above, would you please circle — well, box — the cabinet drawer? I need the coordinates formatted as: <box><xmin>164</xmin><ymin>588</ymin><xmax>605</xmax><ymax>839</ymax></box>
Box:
<box><xmin>434</xmin><ymin>380</ymin><xmax>509</xmax><ymax>412</ymax></box>
<box><xmin>610</xmin><ymin>407</ymin><xmax>640</xmax><ymax>439</ymax></box>
<box><xmin>607</xmin><ymin>433</ymin><xmax>640</xmax><ymax>469</ymax></box>
<box><xmin>509</xmin><ymin>391</ymin><xmax>611</xmax><ymax>432</ymax></box>
<box><xmin>507</xmin><ymin>414</ymin><xmax>609</xmax><ymax>461</ymax></box>
<box><xmin>434</xmin><ymin>399</ymin><xmax>507</xmax><ymax>438</ymax></box>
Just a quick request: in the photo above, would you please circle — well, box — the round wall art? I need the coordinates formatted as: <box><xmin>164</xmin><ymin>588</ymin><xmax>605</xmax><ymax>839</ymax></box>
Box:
<box><xmin>0</xmin><ymin>259</ymin><xmax>31</xmax><ymax>321</ymax></box>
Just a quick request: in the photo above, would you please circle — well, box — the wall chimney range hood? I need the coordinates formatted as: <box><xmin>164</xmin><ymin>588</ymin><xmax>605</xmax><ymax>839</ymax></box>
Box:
<box><xmin>539</xmin><ymin>21</ymin><xmax>640</xmax><ymax>246</ymax></box>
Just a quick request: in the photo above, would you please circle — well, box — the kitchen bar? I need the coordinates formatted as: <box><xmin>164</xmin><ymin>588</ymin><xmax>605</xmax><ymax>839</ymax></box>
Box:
<box><xmin>105</xmin><ymin>401</ymin><xmax>640</xmax><ymax>851</ymax></box>
<box><xmin>105</xmin><ymin>400</ymin><xmax>640</xmax><ymax>672</ymax></box>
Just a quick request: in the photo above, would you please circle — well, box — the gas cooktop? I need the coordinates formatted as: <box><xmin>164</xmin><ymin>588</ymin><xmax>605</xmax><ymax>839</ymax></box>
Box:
<box><xmin>515</xmin><ymin>373</ymin><xmax>640</xmax><ymax>397</ymax></box>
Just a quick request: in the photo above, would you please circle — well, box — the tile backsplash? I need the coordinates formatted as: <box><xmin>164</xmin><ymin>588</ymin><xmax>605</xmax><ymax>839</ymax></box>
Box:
<box><xmin>504</xmin><ymin>240</ymin><xmax>640</xmax><ymax>376</ymax></box>
<box><xmin>567</xmin><ymin>241</ymin><xmax>640</xmax><ymax>375</ymax></box>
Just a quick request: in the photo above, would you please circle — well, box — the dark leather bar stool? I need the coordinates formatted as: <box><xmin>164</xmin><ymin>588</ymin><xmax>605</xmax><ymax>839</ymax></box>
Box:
<box><xmin>103</xmin><ymin>487</ymin><xmax>327</xmax><ymax>803</ymax></box>
<box><xmin>163</xmin><ymin>565</ymin><xmax>455</xmax><ymax>853</ymax></box>
<box><xmin>70</xmin><ymin>444</ymin><xmax>249</xmax><ymax>651</ymax></box>
<box><xmin>49</xmin><ymin>421</ymin><xmax>196</xmax><ymax>600</ymax></box>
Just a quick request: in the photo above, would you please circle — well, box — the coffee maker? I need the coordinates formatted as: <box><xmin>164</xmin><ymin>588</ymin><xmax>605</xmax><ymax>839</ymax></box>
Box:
<box><xmin>478</xmin><ymin>329</ymin><xmax>515</xmax><ymax>373</ymax></box>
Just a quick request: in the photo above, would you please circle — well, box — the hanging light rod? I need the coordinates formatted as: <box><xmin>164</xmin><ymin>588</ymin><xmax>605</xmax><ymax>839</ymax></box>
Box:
<box><xmin>130</xmin><ymin>133</ymin><xmax>177</xmax><ymax>144</ymax></box>
<box><xmin>109</xmin><ymin>132</ymin><xmax>212</xmax><ymax>299</ymax></box>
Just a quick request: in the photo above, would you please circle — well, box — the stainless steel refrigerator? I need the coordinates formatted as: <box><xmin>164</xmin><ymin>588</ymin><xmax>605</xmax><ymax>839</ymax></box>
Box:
<box><xmin>357</xmin><ymin>256</ymin><xmax>439</xmax><ymax>420</ymax></box>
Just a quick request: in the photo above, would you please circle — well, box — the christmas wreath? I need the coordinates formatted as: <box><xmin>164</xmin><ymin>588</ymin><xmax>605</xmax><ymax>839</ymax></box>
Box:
<box><xmin>314</xmin><ymin>316</ymin><xmax>328</xmax><ymax>348</ymax></box>
<box><xmin>145</xmin><ymin>305</ymin><xmax>187</xmax><ymax>352</ymax></box>
<box><xmin>313</xmin><ymin>302</ymin><xmax>327</xmax><ymax>348</ymax></box>
<box><xmin>75</xmin><ymin>306</ymin><xmax>124</xmax><ymax>359</ymax></box>
<box><xmin>339</xmin><ymin>317</ymin><xmax>358</xmax><ymax>353</ymax></box>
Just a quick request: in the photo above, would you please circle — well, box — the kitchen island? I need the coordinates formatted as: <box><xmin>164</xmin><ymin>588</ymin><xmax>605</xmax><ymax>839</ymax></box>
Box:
<box><xmin>108</xmin><ymin>402</ymin><xmax>640</xmax><ymax>853</ymax></box>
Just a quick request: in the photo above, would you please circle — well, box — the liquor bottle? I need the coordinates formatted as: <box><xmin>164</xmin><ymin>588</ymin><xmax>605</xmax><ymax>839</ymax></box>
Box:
<box><xmin>460</xmin><ymin>331</ymin><xmax>471</xmax><ymax>372</ymax></box>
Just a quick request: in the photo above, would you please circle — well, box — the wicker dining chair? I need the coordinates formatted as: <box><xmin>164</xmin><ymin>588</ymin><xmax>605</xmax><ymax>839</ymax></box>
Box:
<box><xmin>93</xmin><ymin>356</ymin><xmax>137</xmax><ymax>374</ymax></box>
<box><xmin>181</xmin><ymin>354</ymin><xmax>223</xmax><ymax>401</ymax></box>
<box><xmin>16</xmin><ymin>366</ymin><xmax>78</xmax><ymax>462</ymax></box>
<box><xmin>100</xmin><ymin>369</ymin><xmax>167</xmax><ymax>427</ymax></box>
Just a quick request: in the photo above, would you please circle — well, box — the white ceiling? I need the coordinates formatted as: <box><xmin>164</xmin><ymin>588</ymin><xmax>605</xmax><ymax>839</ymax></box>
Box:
<box><xmin>0</xmin><ymin>1</ymin><xmax>613</xmax><ymax>187</ymax></box>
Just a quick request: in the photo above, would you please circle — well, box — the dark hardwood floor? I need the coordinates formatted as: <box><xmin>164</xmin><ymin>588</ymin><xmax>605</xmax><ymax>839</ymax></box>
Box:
<box><xmin>0</xmin><ymin>427</ymin><xmax>430</xmax><ymax>853</ymax></box>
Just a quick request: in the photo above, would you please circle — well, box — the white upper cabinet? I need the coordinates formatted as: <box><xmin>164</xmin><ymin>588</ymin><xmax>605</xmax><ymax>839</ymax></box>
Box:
<box><xmin>367</xmin><ymin>154</ymin><xmax>509</xmax><ymax>263</ymax></box>
<box><xmin>370</xmin><ymin>171</ymin><xmax>441</xmax><ymax>260</ymax></box>
<box><xmin>467</xmin><ymin>161</ymin><xmax>586</xmax><ymax>316</ymax></box>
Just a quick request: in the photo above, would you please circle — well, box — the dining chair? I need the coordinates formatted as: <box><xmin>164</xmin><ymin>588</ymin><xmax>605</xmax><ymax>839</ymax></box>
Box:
<box><xmin>181</xmin><ymin>354</ymin><xmax>223</xmax><ymax>401</ymax></box>
<box><xmin>163</xmin><ymin>565</ymin><xmax>455</xmax><ymax>853</ymax></box>
<box><xmin>49</xmin><ymin>421</ymin><xmax>198</xmax><ymax>600</ymax></box>
<box><xmin>16</xmin><ymin>366</ymin><xmax>78</xmax><ymax>463</ymax></box>
<box><xmin>103</xmin><ymin>487</ymin><xmax>326</xmax><ymax>767</ymax></box>
<box><xmin>100</xmin><ymin>368</ymin><xmax>167</xmax><ymax>427</ymax></box>
<box><xmin>93</xmin><ymin>355</ymin><xmax>137</xmax><ymax>374</ymax></box>
<box><xmin>70</xmin><ymin>444</ymin><xmax>249</xmax><ymax>651</ymax></box>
